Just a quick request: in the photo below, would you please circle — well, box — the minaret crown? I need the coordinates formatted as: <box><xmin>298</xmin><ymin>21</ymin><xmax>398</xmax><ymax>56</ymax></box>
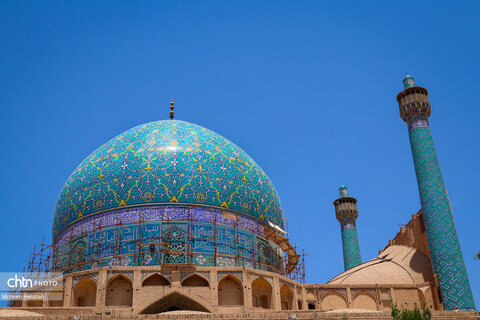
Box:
<box><xmin>397</xmin><ymin>76</ymin><xmax>431</xmax><ymax>130</ymax></box>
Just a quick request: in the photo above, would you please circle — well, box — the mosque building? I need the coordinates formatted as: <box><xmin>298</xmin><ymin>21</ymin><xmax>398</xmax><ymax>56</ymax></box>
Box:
<box><xmin>5</xmin><ymin>76</ymin><xmax>477</xmax><ymax>319</ymax></box>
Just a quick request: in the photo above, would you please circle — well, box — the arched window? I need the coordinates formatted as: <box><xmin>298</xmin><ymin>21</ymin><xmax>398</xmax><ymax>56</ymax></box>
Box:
<box><xmin>251</xmin><ymin>277</ymin><xmax>272</xmax><ymax>309</ymax></box>
<box><xmin>218</xmin><ymin>275</ymin><xmax>243</xmax><ymax>306</ymax></box>
<box><xmin>73</xmin><ymin>277</ymin><xmax>96</xmax><ymax>307</ymax></box>
<box><xmin>105</xmin><ymin>275</ymin><xmax>133</xmax><ymax>306</ymax></box>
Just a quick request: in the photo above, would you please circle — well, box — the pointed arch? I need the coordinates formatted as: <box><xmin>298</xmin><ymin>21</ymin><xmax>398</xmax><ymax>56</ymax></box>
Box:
<box><xmin>105</xmin><ymin>274</ymin><xmax>133</xmax><ymax>306</ymax></box>
<box><xmin>280</xmin><ymin>283</ymin><xmax>293</xmax><ymax>310</ymax></box>
<box><xmin>251</xmin><ymin>277</ymin><xmax>272</xmax><ymax>309</ymax></box>
<box><xmin>352</xmin><ymin>290</ymin><xmax>377</xmax><ymax>310</ymax></box>
<box><xmin>218</xmin><ymin>275</ymin><xmax>243</xmax><ymax>306</ymax></box>
<box><xmin>306</xmin><ymin>288</ymin><xmax>316</xmax><ymax>300</ymax></box>
<box><xmin>142</xmin><ymin>273</ymin><xmax>170</xmax><ymax>286</ymax></box>
<box><xmin>181</xmin><ymin>273</ymin><xmax>209</xmax><ymax>287</ymax></box>
<box><xmin>321</xmin><ymin>290</ymin><xmax>347</xmax><ymax>310</ymax></box>
<box><xmin>73</xmin><ymin>277</ymin><xmax>96</xmax><ymax>307</ymax></box>
<box><xmin>139</xmin><ymin>291</ymin><xmax>212</xmax><ymax>314</ymax></box>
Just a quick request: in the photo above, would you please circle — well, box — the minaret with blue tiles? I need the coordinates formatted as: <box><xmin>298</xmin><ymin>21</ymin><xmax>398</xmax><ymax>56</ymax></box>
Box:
<box><xmin>397</xmin><ymin>75</ymin><xmax>475</xmax><ymax>310</ymax></box>
<box><xmin>334</xmin><ymin>185</ymin><xmax>362</xmax><ymax>271</ymax></box>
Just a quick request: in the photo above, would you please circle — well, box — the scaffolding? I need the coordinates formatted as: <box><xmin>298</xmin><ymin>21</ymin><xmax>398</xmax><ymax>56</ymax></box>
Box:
<box><xmin>24</xmin><ymin>209</ymin><xmax>306</xmax><ymax>282</ymax></box>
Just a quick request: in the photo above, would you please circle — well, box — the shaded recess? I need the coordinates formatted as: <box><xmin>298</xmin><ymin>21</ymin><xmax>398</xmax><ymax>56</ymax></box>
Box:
<box><xmin>73</xmin><ymin>277</ymin><xmax>96</xmax><ymax>307</ymax></box>
<box><xmin>142</xmin><ymin>273</ymin><xmax>171</xmax><ymax>286</ymax></box>
<box><xmin>181</xmin><ymin>274</ymin><xmax>209</xmax><ymax>287</ymax></box>
<box><xmin>139</xmin><ymin>292</ymin><xmax>211</xmax><ymax>314</ymax></box>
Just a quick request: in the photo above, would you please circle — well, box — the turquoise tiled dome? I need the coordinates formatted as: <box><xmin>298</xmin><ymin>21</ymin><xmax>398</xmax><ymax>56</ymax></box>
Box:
<box><xmin>53</xmin><ymin>120</ymin><xmax>284</xmax><ymax>238</ymax></box>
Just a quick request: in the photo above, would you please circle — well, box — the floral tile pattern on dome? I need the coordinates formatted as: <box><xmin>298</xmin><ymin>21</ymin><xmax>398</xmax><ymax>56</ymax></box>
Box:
<box><xmin>53</xmin><ymin>120</ymin><xmax>284</xmax><ymax>237</ymax></box>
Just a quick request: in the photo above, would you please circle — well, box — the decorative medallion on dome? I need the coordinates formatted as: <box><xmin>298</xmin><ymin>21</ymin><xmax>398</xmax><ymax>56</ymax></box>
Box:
<box><xmin>53</xmin><ymin>120</ymin><xmax>284</xmax><ymax>237</ymax></box>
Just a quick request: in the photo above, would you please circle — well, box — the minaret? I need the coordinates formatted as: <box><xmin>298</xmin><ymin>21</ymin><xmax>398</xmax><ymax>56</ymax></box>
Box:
<box><xmin>333</xmin><ymin>185</ymin><xmax>361</xmax><ymax>271</ymax></box>
<box><xmin>397</xmin><ymin>75</ymin><xmax>475</xmax><ymax>310</ymax></box>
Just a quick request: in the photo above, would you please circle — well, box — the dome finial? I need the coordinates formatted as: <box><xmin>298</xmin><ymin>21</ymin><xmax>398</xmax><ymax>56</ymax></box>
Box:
<box><xmin>403</xmin><ymin>73</ymin><xmax>416</xmax><ymax>89</ymax></box>
<box><xmin>169</xmin><ymin>98</ymin><xmax>175</xmax><ymax>120</ymax></box>
<box><xmin>339</xmin><ymin>185</ymin><xmax>348</xmax><ymax>197</ymax></box>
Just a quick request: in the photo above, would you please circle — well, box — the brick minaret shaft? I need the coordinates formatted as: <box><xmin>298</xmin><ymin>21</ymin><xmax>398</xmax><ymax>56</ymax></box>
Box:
<box><xmin>397</xmin><ymin>75</ymin><xmax>475</xmax><ymax>310</ymax></box>
<box><xmin>333</xmin><ymin>185</ymin><xmax>361</xmax><ymax>271</ymax></box>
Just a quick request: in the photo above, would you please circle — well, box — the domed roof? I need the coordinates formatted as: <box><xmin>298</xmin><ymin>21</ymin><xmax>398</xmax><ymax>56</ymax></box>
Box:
<box><xmin>53</xmin><ymin>120</ymin><xmax>284</xmax><ymax>238</ymax></box>
<box><xmin>328</xmin><ymin>245</ymin><xmax>434</xmax><ymax>285</ymax></box>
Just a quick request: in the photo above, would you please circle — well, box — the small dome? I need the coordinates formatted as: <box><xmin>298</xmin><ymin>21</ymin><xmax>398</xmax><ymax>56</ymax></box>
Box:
<box><xmin>327</xmin><ymin>245</ymin><xmax>434</xmax><ymax>285</ymax></box>
<box><xmin>53</xmin><ymin>120</ymin><xmax>284</xmax><ymax>238</ymax></box>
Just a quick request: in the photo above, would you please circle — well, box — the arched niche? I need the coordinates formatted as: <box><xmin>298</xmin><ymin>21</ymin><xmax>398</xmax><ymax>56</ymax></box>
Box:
<box><xmin>280</xmin><ymin>284</ymin><xmax>293</xmax><ymax>310</ymax></box>
<box><xmin>251</xmin><ymin>277</ymin><xmax>272</xmax><ymax>309</ymax></box>
<box><xmin>105</xmin><ymin>275</ymin><xmax>133</xmax><ymax>307</ymax></box>
<box><xmin>218</xmin><ymin>275</ymin><xmax>243</xmax><ymax>306</ymax></box>
<box><xmin>352</xmin><ymin>290</ymin><xmax>377</xmax><ymax>310</ymax></box>
<box><xmin>181</xmin><ymin>274</ymin><xmax>209</xmax><ymax>287</ymax></box>
<box><xmin>321</xmin><ymin>290</ymin><xmax>347</xmax><ymax>310</ymax></box>
<box><xmin>73</xmin><ymin>277</ymin><xmax>96</xmax><ymax>307</ymax></box>
<box><xmin>142</xmin><ymin>273</ymin><xmax>170</xmax><ymax>286</ymax></box>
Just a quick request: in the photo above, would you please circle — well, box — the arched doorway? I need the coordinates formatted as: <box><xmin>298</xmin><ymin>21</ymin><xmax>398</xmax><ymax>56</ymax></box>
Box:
<box><xmin>140</xmin><ymin>292</ymin><xmax>211</xmax><ymax>314</ymax></box>
<box><xmin>105</xmin><ymin>275</ymin><xmax>133</xmax><ymax>306</ymax></box>
<box><xmin>181</xmin><ymin>274</ymin><xmax>209</xmax><ymax>287</ymax></box>
<box><xmin>73</xmin><ymin>277</ymin><xmax>96</xmax><ymax>307</ymax></box>
<box><xmin>251</xmin><ymin>277</ymin><xmax>272</xmax><ymax>309</ymax></box>
<box><xmin>280</xmin><ymin>284</ymin><xmax>293</xmax><ymax>310</ymax></box>
<box><xmin>142</xmin><ymin>273</ymin><xmax>170</xmax><ymax>286</ymax></box>
<box><xmin>218</xmin><ymin>275</ymin><xmax>243</xmax><ymax>306</ymax></box>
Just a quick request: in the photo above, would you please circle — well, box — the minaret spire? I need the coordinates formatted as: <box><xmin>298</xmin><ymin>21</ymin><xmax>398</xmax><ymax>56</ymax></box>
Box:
<box><xmin>169</xmin><ymin>98</ymin><xmax>175</xmax><ymax>120</ymax></box>
<box><xmin>397</xmin><ymin>75</ymin><xmax>475</xmax><ymax>310</ymax></box>
<box><xmin>333</xmin><ymin>185</ymin><xmax>362</xmax><ymax>271</ymax></box>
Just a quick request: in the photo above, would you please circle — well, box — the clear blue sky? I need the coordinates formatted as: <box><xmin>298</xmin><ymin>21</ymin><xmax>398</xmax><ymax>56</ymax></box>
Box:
<box><xmin>1</xmin><ymin>1</ymin><xmax>479</xmax><ymax>306</ymax></box>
